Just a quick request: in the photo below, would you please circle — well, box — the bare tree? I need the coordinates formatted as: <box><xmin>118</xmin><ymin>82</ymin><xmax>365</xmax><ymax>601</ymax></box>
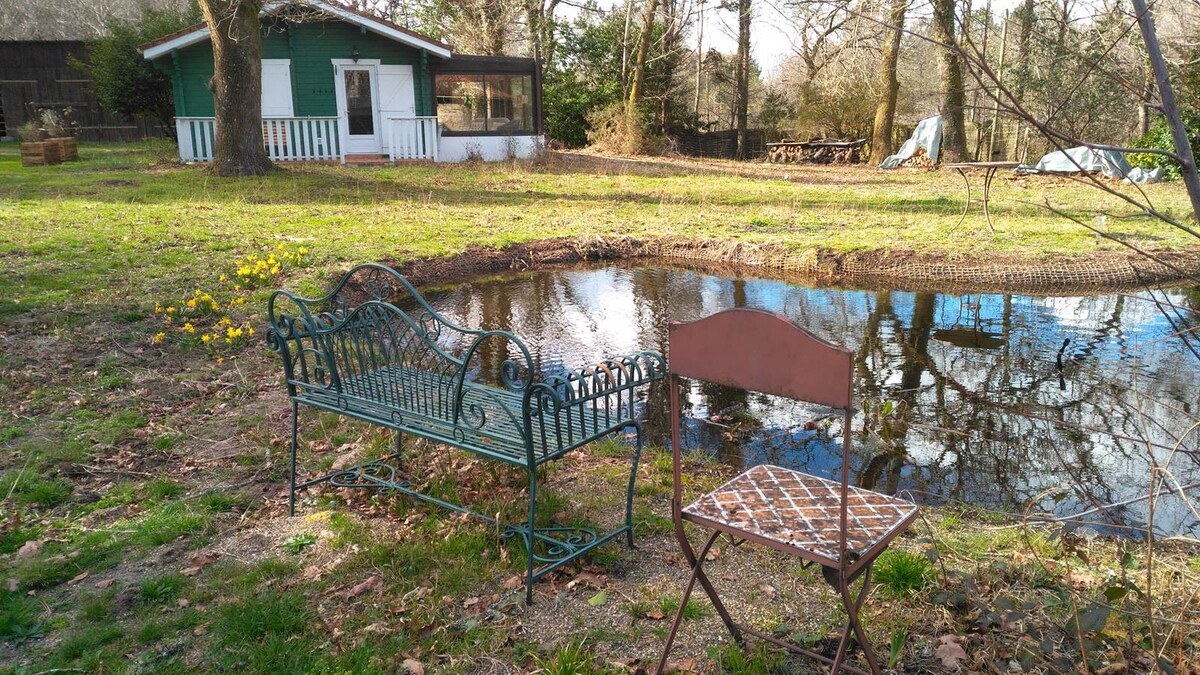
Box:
<box><xmin>628</xmin><ymin>0</ymin><xmax>661</xmax><ymax>108</ymax></box>
<box><xmin>198</xmin><ymin>0</ymin><xmax>272</xmax><ymax>176</ymax></box>
<box><xmin>733</xmin><ymin>0</ymin><xmax>752</xmax><ymax>158</ymax></box>
<box><xmin>870</xmin><ymin>0</ymin><xmax>909</xmax><ymax>161</ymax></box>
<box><xmin>932</xmin><ymin>0</ymin><xmax>968</xmax><ymax>161</ymax></box>
<box><xmin>0</xmin><ymin>0</ymin><xmax>191</xmax><ymax>39</ymax></box>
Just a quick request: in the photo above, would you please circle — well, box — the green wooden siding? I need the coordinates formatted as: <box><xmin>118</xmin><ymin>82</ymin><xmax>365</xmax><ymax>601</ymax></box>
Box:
<box><xmin>154</xmin><ymin>20</ymin><xmax>435</xmax><ymax>118</ymax></box>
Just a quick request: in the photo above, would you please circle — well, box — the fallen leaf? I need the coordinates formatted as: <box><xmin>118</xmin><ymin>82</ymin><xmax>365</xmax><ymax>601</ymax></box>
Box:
<box><xmin>644</xmin><ymin>608</ymin><xmax>666</xmax><ymax>620</ymax></box>
<box><xmin>180</xmin><ymin>566</ymin><xmax>202</xmax><ymax>577</ymax></box>
<box><xmin>16</xmin><ymin>540</ymin><xmax>41</xmax><ymax>558</ymax></box>
<box><xmin>568</xmin><ymin>571</ymin><xmax>608</xmax><ymax>590</ymax></box>
<box><xmin>934</xmin><ymin>635</ymin><xmax>968</xmax><ymax>668</ymax></box>
<box><xmin>189</xmin><ymin>552</ymin><xmax>219</xmax><ymax>568</ymax></box>
<box><xmin>402</xmin><ymin>658</ymin><xmax>425</xmax><ymax>674</ymax></box>
<box><xmin>177</xmin><ymin>598</ymin><xmax>191</xmax><ymax>608</ymax></box>
<box><xmin>67</xmin><ymin>571</ymin><xmax>90</xmax><ymax>585</ymax></box>
<box><xmin>95</xmin><ymin>579</ymin><xmax>115</xmax><ymax>589</ymax></box>
<box><xmin>346</xmin><ymin>575</ymin><xmax>382</xmax><ymax>599</ymax></box>
<box><xmin>705</xmin><ymin>547</ymin><xmax>722</xmax><ymax>561</ymax></box>
<box><xmin>663</xmin><ymin>657</ymin><xmax>698</xmax><ymax>673</ymax></box>
<box><xmin>463</xmin><ymin>597</ymin><xmax>480</xmax><ymax>609</ymax></box>
<box><xmin>757</xmin><ymin>583</ymin><xmax>778</xmax><ymax>598</ymax></box>
<box><xmin>587</xmin><ymin>590</ymin><xmax>608</xmax><ymax>606</ymax></box>
<box><xmin>502</xmin><ymin>575</ymin><xmax>524</xmax><ymax>590</ymax></box>
<box><xmin>193</xmin><ymin>625</ymin><xmax>208</xmax><ymax>636</ymax></box>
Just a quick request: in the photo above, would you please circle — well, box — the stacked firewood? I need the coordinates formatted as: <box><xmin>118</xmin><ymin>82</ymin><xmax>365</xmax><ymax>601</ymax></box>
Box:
<box><xmin>899</xmin><ymin>147</ymin><xmax>937</xmax><ymax>169</ymax></box>
<box><xmin>767</xmin><ymin>138</ymin><xmax>864</xmax><ymax>164</ymax></box>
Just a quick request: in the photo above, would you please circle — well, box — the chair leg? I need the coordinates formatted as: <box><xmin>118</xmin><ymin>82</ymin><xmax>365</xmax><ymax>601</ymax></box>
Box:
<box><xmin>656</xmin><ymin>529</ymin><xmax>723</xmax><ymax>675</ymax></box>
<box><xmin>288</xmin><ymin>400</ymin><xmax>299</xmax><ymax>517</ymax></box>
<box><xmin>625</xmin><ymin>423</ymin><xmax>643</xmax><ymax>549</ymax></box>
<box><xmin>829</xmin><ymin>562</ymin><xmax>881</xmax><ymax>675</ymax></box>
<box><xmin>674</xmin><ymin>520</ymin><xmax>743</xmax><ymax>646</ymax></box>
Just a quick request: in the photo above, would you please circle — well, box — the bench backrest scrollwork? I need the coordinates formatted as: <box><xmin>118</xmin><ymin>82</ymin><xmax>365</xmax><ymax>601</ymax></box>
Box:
<box><xmin>267</xmin><ymin>264</ymin><xmax>537</xmax><ymax>434</ymax></box>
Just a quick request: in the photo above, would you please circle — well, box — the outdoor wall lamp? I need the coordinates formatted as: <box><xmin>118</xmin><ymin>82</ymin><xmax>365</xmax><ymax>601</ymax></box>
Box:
<box><xmin>350</xmin><ymin>47</ymin><xmax>360</xmax><ymax>63</ymax></box>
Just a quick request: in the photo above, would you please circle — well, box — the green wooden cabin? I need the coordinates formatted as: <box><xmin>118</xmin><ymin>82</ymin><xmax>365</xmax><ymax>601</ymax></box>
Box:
<box><xmin>140</xmin><ymin>0</ymin><xmax>543</xmax><ymax>163</ymax></box>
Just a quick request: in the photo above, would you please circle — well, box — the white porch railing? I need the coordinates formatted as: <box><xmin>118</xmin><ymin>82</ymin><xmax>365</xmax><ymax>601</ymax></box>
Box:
<box><xmin>175</xmin><ymin>117</ymin><xmax>341</xmax><ymax>162</ymax></box>
<box><xmin>387</xmin><ymin>116</ymin><xmax>439</xmax><ymax>162</ymax></box>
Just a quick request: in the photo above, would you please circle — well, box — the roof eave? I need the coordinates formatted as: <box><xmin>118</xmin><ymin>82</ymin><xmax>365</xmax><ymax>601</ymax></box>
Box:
<box><xmin>139</xmin><ymin>0</ymin><xmax>452</xmax><ymax>61</ymax></box>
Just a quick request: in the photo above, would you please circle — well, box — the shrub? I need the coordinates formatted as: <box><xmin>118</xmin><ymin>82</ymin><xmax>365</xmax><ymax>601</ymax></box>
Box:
<box><xmin>70</xmin><ymin>5</ymin><xmax>201</xmax><ymax>133</ymax></box>
<box><xmin>586</xmin><ymin>102</ymin><xmax>664</xmax><ymax>155</ymax></box>
<box><xmin>1128</xmin><ymin>112</ymin><xmax>1200</xmax><ymax>181</ymax></box>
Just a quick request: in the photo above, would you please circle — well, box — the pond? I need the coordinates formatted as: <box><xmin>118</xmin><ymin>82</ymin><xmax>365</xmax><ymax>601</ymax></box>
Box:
<box><xmin>420</xmin><ymin>264</ymin><xmax>1200</xmax><ymax>537</ymax></box>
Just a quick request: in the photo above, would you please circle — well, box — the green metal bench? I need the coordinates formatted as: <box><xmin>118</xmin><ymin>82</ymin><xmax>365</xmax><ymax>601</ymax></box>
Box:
<box><xmin>267</xmin><ymin>263</ymin><xmax>665</xmax><ymax>602</ymax></box>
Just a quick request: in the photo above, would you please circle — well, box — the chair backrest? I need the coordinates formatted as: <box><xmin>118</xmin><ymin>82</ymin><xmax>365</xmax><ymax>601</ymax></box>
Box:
<box><xmin>668</xmin><ymin>308</ymin><xmax>852</xmax><ymax>408</ymax></box>
<box><xmin>667</xmin><ymin>308</ymin><xmax>856</xmax><ymax>561</ymax></box>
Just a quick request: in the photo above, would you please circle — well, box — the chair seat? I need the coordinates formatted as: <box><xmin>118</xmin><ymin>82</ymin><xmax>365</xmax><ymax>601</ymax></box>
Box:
<box><xmin>682</xmin><ymin>464</ymin><xmax>917</xmax><ymax>565</ymax></box>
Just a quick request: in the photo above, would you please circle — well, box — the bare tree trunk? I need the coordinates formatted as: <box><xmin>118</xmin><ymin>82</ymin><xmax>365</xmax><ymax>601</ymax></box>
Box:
<box><xmin>932</xmin><ymin>0</ymin><xmax>967</xmax><ymax>162</ymax></box>
<box><xmin>627</xmin><ymin>0</ymin><xmax>660</xmax><ymax>107</ymax></box>
<box><xmin>1137</xmin><ymin>67</ymin><xmax>1154</xmax><ymax>137</ymax></box>
<box><xmin>621</xmin><ymin>0</ymin><xmax>635</xmax><ymax>94</ymax></box>
<box><xmin>1014</xmin><ymin>0</ymin><xmax>1034</xmax><ymax>101</ymax></box>
<box><xmin>694</xmin><ymin>0</ymin><xmax>703</xmax><ymax>118</ymax></box>
<box><xmin>198</xmin><ymin>0</ymin><xmax>270</xmax><ymax>176</ymax></box>
<box><xmin>735</xmin><ymin>0</ymin><xmax>751</xmax><ymax>159</ymax></box>
<box><xmin>1131</xmin><ymin>0</ymin><xmax>1200</xmax><ymax>223</ymax></box>
<box><xmin>870</xmin><ymin>0</ymin><xmax>908</xmax><ymax>163</ymax></box>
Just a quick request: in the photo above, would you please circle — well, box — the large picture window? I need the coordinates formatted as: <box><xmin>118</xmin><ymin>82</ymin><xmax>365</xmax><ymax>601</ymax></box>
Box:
<box><xmin>435</xmin><ymin>73</ymin><xmax>533</xmax><ymax>134</ymax></box>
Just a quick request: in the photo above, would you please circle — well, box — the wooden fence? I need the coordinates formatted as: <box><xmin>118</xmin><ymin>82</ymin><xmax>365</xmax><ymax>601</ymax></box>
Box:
<box><xmin>0</xmin><ymin>41</ymin><xmax>164</xmax><ymax>142</ymax></box>
<box><xmin>672</xmin><ymin>128</ymin><xmax>767</xmax><ymax>159</ymax></box>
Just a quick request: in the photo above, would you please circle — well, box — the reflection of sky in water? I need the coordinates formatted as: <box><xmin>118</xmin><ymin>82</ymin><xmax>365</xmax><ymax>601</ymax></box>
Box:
<box><xmin>421</xmin><ymin>265</ymin><xmax>1200</xmax><ymax>537</ymax></box>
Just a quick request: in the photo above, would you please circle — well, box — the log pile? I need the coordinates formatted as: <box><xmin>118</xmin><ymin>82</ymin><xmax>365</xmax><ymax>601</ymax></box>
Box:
<box><xmin>899</xmin><ymin>147</ymin><xmax>937</xmax><ymax>169</ymax></box>
<box><xmin>767</xmin><ymin>138</ymin><xmax>866</xmax><ymax>164</ymax></box>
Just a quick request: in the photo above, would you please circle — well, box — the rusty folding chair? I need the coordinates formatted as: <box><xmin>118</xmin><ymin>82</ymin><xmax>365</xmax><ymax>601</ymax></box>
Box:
<box><xmin>655</xmin><ymin>309</ymin><xmax>919</xmax><ymax>675</ymax></box>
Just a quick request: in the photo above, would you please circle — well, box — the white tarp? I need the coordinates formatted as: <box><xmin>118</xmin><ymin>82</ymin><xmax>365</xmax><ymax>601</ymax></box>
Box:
<box><xmin>1019</xmin><ymin>146</ymin><xmax>1162</xmax><ymax>184</ymax></box>
<box><xmin>880</xmin><ymin>115</ymin><xmax>943</xmax><ymax>168</ymax></box>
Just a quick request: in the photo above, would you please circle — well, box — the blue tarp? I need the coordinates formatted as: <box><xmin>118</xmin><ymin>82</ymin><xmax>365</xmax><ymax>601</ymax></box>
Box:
<box><xmin>1018</xmin><ymin>146</ymin><xmax>1162</xmax><ymax>183</ymax></box>
<box><xmin>880</xmin><ymin>116</ymin><xmax>943</xmax><ymax>168</ymax></box>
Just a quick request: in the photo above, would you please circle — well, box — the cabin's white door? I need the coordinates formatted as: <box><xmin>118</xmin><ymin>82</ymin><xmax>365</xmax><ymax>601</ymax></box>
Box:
<box><xmin>377</xmin><ymin>65</ymin><xmax>415</xmax><ymax>156</ymax></box>
<box><xmin>333</xmin><ymin>62</ymin><xmax>380</xmax><ymax>155</ymax></box>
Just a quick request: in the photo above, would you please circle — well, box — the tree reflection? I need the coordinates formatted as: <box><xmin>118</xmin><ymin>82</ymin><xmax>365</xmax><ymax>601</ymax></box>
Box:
<box><xmin>423</xmin><ymin>265</ymin><xmax>1200</xmax><ymax>536</ymax></box>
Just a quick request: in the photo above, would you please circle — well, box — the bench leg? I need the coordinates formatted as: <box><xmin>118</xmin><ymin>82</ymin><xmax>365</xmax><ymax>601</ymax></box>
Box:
<box><xmin>525</xmin><ymin>469</ymin><xmax>538</xmax><ymax>605</ymax></box>
<box><xmin>391</xmin><ymin>431</ymin><xmax>403</xmax><ymax>469</ymax></box>
<box><xmin>288</xmin><ymin>400</ymin><xmax>299</xmax><ymax>517</ymax></box>
<box><xmin>625</xmin><ymin>422</ymin><xmax>644</xmax><ymax>549</ymax></box>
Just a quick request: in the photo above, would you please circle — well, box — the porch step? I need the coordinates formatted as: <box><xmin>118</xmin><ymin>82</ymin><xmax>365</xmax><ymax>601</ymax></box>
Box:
<box><xmin>344</xmin><ymin>153</ymin><xmax>391</xmax><ymax>166</ymax></box>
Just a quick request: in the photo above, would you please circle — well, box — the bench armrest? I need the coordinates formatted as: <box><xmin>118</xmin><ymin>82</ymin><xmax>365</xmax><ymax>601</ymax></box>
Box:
<box><xmin>524</xmin><ymin>350</ymin><xmax>666</xmax><ymax>458</ymax></box>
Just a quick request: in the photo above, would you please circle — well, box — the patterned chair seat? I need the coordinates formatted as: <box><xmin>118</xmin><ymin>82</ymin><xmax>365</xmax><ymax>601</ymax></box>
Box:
<box><xmin>682</xmin><ymin>464</ymin><xmax>918</xmax><ymax>565</ymax></box>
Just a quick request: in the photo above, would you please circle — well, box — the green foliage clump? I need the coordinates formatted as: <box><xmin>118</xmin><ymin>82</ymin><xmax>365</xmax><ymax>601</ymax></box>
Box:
<box><xmin>874</xmin><ymin>549</ymin><xmax>936</xmax><ymax>597</ymax></box>
<box><xmin>70</xmin><ymin>4</ymin><xmax>201</xmax><ymax>131</ymax></box>
<box><xmin>1128</xmin><ymin>111</ymin><xmax>1200</xmax><ymax>181</ymax></box>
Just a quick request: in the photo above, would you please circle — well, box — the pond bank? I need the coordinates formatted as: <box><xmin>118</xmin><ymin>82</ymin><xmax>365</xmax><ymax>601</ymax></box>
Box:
<box><xmin>389</xmin><ymin>236</ymin><xmax>1200</xmax><ymax>293</ymax></box>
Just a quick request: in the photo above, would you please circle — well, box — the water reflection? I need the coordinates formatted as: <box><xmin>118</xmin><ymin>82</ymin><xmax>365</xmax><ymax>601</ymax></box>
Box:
<box><xmin>420</xmin><ymin>265</ymin><xmax>1200</xmax><ymax>537</ymax></box>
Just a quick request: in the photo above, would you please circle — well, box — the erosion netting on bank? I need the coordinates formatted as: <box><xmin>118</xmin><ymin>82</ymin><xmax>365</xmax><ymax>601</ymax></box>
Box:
<box><xmin>386</xmin><ymin>236</ymin><xmax>1200</xmax><ymax>294</ymax></box>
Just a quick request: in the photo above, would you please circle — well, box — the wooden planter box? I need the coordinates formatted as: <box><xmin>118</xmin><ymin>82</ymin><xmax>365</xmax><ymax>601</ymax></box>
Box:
<box><xmin>20</xmin><ymin>141</ymin><xmax>62</xmax><ymax>166</ymax></box>
<box><xmin>50</xmin><ymin>137</ymin><xmax>78</xmax><ymax>162</ymax></box>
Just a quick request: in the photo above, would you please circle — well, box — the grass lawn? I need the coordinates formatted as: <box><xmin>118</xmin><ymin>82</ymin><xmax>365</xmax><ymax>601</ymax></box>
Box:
<box><xmin>0</xmin><ymin>142</ymin><xmax>1197</xmax><ymax>673</ymax></box>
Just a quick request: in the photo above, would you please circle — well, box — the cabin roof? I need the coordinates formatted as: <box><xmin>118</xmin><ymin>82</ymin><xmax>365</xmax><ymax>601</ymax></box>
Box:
<box><xmin>139</xmin><ymin>0</ymin><xmax>452</xmax><ymax>60</ymax></box>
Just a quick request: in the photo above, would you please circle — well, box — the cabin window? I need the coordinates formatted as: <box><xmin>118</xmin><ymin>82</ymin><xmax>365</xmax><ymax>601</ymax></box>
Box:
<box><xmin>435</xmin><ymin>73</ymin><xmax>533</xmax><ymax>134</ymax></box>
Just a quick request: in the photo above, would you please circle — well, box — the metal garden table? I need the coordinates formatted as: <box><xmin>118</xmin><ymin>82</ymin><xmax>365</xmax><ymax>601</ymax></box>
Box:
<box><xmin>944</xmin><ymin>161</ymin><xmax>1020</xmax><ymax>234</ymax></box>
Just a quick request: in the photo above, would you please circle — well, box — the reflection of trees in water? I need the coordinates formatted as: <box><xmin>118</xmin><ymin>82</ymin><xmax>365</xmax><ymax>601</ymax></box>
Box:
<box><xmin>425</xmin><ymin>266</ymin><xmax>1200</xmax><ymax>532</ymax></box>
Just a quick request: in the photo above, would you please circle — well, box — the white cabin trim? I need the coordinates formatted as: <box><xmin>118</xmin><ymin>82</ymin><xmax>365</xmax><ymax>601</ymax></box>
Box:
<box><xmin>141</xmin><ymin>0</ymin><xmax>452</xmax><ymax>60</ymax></box>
